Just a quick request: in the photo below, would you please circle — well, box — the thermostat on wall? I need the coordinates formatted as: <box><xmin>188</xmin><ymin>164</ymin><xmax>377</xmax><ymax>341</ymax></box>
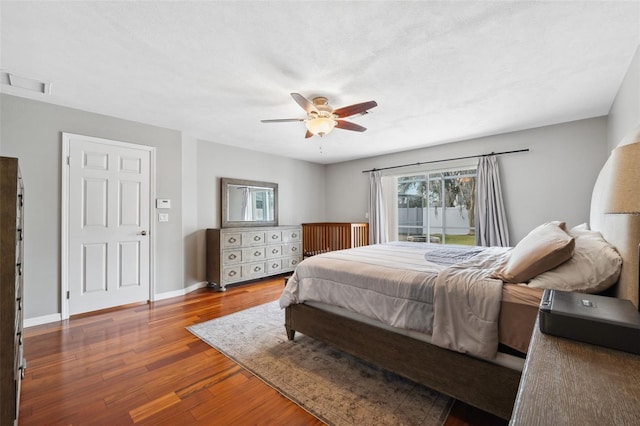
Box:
<box><xmin>156</xmin><ymin>199</ymin><xmax>171</xmax><ymax>209</ymax></box>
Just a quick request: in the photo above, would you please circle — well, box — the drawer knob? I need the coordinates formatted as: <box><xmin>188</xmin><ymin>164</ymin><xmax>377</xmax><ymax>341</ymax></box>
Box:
<box><xmin>272</xmin><ymin>263</ymin><xmax>279</xmax><ymax>268</ymax></box>
<box><xmin>254</xmin><ymin>266</ymin><xmax>262</xmax><ymax>272</ymax></box>
<box><xmin>228</xmin><ymin>237</ymin><xmax>237</xmax><ymax>243</ymax></box>
<box><xmin>254</xmin><ymin>251</ymin><xmax>261</xmax><ymax>257</ymax></box>
<box><xmin>253</xmin><ymin>235</ymin><xmax>261</xmax><ymax>241</ymax></box>
<box><xmin>291</xmin><ymin>246</ymin><xmax>298</xmax><ymax>252</ymax></box>
<box><xmin>292</xmin><ymin>260</ymin><xmax>299</xmax><ymax>265</ymax></box>
<box><xmin>292</xmin><ymin>233</ymin><xmax>298</xmax><ymax>238</ymax></box>
<box><xmin>272</xmin><ymin>234</ymin><xmax>278</xmax><ymax>239</ymax></box>
<box><xmin>228</xmin><ymin>270</ymin><xmax>237</xmax><ymax>277</ymax></box>
<box><xmin>228</xmin><ymin>254</ymin><xmax>237</xmax><ymax>260</ymax></box>
<box><xmin>272</xmin><ymin>249</ymin><xmax>278</xmax><ymax>254</ymax></box>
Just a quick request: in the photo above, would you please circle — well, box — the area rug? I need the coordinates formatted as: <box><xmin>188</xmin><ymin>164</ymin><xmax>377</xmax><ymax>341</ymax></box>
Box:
<box><xmin>188</xmin><ymin>301</ymin><xmax>453</xmax><ymax>425</ymax></box>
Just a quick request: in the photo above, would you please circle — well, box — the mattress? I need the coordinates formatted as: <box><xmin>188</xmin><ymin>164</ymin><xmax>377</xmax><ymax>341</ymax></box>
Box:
<box><xmin>500</xmin><ymin>284</ymin><xmax>544</xmax><ymax>353</ymax></box>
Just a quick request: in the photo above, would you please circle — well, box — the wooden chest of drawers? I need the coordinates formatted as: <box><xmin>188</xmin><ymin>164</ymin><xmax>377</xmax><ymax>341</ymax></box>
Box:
<box><xmin>206</xmin><ymin>226</ymin><xmax>302</xmax><ymax>291</ymax></box>
<box><xmin>1</xmin><ymin>157</ymin><xmax>25</xmax><ymax>425</ymax></box>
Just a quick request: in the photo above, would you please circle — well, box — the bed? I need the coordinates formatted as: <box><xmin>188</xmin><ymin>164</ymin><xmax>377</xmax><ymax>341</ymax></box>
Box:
<box><xmin>280</xmin><ymin>138</ymin><xmax>640</xmax><ymax>420</ymax></box>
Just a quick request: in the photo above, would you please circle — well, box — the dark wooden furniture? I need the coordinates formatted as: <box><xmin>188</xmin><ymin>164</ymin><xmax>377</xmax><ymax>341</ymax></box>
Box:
<box><xmin>510</xmin><ymin>318</ymin><xmax>640</xmax><ymax>425</ymax></box>
<box><xmin>301</xmin><ymin>222</ymin><xmax>368</xmax><ymax>257</ymax></box>
<box><xmin>285</xmin><ymin>303</ymin><xmax>520</xmax><ymax>419</ymax></box>
<box><xmin>1</xmin><ymin>157</ymin><xmax>25</xmax><ymax>425</ymax></box>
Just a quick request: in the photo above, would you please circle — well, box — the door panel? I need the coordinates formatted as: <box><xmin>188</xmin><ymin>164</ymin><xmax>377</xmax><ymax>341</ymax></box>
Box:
<box><xmin>67</xmin><ymin>135</ymin><xmax>151</xmax><ymax>315</ymax></box>
<box><xmin>118</xmin><ymin>241</ymin><xmax>140</xmax><ymax>287</ymax></box>
<box><xmin>82</xmin><ymin>243</ymin><xmax>107</xmax><ymax>293</ymax></box>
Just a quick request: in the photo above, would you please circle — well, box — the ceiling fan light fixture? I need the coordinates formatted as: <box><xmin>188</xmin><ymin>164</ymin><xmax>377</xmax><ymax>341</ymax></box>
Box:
<box><xmin>305</xmin><ymin>116</ymin><xmax>336</xmax><ymax>137</ymax></box>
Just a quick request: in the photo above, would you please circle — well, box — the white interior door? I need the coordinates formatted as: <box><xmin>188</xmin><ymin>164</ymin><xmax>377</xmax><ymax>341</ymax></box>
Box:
<box><xmin>65</xmin><ymin>134</ymin><xmax>152</xmax><ymax>316</ymax></box>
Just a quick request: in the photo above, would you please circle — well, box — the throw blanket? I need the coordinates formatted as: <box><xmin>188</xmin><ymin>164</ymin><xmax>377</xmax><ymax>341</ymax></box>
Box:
<box><xmin>279</xmin><ymin>242</ymin><xmax>510</xmax><ymax>359</ymax></box>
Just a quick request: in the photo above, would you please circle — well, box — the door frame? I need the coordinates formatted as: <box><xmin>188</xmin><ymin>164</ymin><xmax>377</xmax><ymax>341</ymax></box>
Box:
<box><xmin>61</xmin><ymin>132</ymin><xmax>156</xmax><ymax>320</ymax></box>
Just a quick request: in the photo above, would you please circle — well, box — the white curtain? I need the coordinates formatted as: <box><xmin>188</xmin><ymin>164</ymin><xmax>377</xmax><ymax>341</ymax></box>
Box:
<box><xmin>241</xmin><ymin>187</ymin><xmax>253</xmax><ymax>221</ymax></box>
<box><xmin>475</xmin><ymin>155</ymin><xmax>510</xmax><ymax>247</ymax></box>
<box><xmin>369</xmin><ymin>171</ymin><xmax>388</xmax><ymax>244</ymax></box>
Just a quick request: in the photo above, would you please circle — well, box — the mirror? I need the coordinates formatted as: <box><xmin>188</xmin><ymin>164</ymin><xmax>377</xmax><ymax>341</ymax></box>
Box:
<box><xmin>221</xmin><ymin>178</ymin><xmax>278</xmax><ymax>228</ymax></box>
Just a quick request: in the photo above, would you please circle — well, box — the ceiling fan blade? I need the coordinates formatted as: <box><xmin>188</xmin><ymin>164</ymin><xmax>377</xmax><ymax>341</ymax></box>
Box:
<box><xmin>261</xmin><ymin>118</ymin><xmax>305</xmax><ymax>123</ymax></box>
<box><xmin>335</xmin><ymin>120</ymin><xmax>367</xmax><ymax>132</ymax></box>
<box><xmin>305</xmin><ymin>130</ymin><xmax>314</xmax><ymax>139</ymax></box>
<box><xmin>333</xmin><ymin>101</ymin><xmax>378</xmax><ymax>118</ymax></box>
<box><xmin>291</xmin><ymin>93</ymin><xmax>318</xmax><ymax>114</ymax></box>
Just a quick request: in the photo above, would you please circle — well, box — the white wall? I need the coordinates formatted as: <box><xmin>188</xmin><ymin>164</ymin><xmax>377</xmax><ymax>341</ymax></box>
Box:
<box><xmin>608</xmin><ymin>44</ymin><xmax>640</xmax><ymax>150</ymax></box>
<box><xmin>325</xmin><ymin>117</ymin><xmax>609</xmax><ymax>245</ymax></box>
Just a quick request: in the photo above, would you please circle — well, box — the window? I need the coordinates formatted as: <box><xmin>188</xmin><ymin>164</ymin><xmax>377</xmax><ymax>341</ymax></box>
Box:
<box><xmin>397</xmin><ymin>167</ymin><xmax>476</xmax><ymax>245</ymax></box>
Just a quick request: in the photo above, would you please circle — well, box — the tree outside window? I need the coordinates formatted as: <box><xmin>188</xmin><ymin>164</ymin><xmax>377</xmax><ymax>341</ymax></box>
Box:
<box><xmin>397</xmin><ymin>168</ymin><xmax>476</xmax><ymax>245</ymax></box>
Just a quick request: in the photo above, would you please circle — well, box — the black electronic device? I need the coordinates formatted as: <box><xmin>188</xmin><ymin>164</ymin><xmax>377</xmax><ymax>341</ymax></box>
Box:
<box><xmin>539</xmin><ymin>289</ymin><xmax>640</xmax><ymax>355</ymax></box>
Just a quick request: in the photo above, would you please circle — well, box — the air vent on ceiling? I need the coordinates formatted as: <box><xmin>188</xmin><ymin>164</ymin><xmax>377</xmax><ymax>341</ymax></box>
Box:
<box><xmin>0</xmin><ymin>70</ymin><xmax>51</xmax><ymax>95</ymax></box>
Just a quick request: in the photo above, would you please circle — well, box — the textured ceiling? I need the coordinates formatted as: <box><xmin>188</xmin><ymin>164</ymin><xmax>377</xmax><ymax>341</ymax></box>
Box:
<box><xmin>1</xmin><ymin>1</ymin><xmax>639</xmax><ymax>164</ymax></box>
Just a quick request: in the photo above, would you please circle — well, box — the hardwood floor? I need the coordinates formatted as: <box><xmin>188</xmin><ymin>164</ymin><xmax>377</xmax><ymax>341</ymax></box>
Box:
<box><xmin>20</xmin><ymin>277</ymin><xmax>507</xmax><ymax>425</ymax></box>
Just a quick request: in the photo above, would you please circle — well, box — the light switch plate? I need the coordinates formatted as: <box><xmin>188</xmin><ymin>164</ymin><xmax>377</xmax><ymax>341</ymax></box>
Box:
<box><xmin>156</xmin><ymin>199</ymin><xmax>171</xmax><ymax>209</ymax></box>
<box><xmin>158</xmin><ymin>213</ymin><xmax>169</xmax><ymax>222</ymax></box>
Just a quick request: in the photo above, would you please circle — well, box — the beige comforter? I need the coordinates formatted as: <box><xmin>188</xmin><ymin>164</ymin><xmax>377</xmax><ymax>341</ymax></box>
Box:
<box><xmin>279</xmin><ymin>242</ymin><xmax>510</xmax><ymax>359</ymax></box>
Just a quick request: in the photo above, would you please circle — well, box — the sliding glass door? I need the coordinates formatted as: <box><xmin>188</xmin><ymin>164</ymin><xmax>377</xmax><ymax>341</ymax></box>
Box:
<box><xmin>397</xmin><ymin>168</ymin><xmax>476</xmax><ymax>245</ymax></box>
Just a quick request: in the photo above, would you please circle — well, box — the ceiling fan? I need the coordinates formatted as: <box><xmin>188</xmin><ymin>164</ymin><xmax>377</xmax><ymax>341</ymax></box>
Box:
<box><xmin>261</xmin><ymin>93</ymin><xmax>378</xmax><ymax>138</ymax></box>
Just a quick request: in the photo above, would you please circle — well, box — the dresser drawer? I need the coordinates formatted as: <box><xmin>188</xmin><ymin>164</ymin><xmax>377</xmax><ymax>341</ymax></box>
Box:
<box><xmin>221</xmin><ymin>233</ymin><xmax>242</xmax><ymax>248</ymax></box>
<box><xmin>283</xmin><ymin>243</ymin><xmax>301</xmax><ymax>256</ymax></box>
<box><xmin>242</xmin><ymin>261</ymin><xmax>266</xmax><ymax>278</ymax></box>
<box><xmin>222</xmin><ymin>250</ymin><xmax>242</xmax><ymax>265</ymax></box>
<box><xmin>266</xmin><ymin>245</ymin><xmax>282</xmax><ymax>259</ymax></box>
<box><xmin>283</xmin><ymin>229</ymin><xmax>301</xmax><ymax>242</ymax></box>
<box><xmin>221</xmin><ymin>266</ymin><xmax>242</xmax><ymax>283</ymax></box>
<box><xmin>284</xmin><ymin>256</ymin><xmax>302</xmax><ymax>269</ymax></box>
<box><xmin>267</xmin><ymin>259</ymin><xmax>283</xmax><ymax>273</ymax></box>
<box><xmin>266</xmin><ymin>230</ymin><xmax>282</xmax><ymax>243</ymax></box>
<box><xmin>242</xmin><ymin>247</ymin><xmax>265</xmax><ymax>262</ymax></box>
<box><xmin>243</xmin><ymin>231</ymin><xmax>266</xmax><ymax>246</ymax></box>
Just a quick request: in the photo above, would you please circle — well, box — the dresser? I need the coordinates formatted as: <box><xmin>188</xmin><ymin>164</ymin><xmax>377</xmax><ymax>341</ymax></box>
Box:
<box><xmin>206</xmin><ymin>226</ymin><xmax>302</xmax><ymax>291</ymax></box>
<box><xmin>1</xmin><ymin>157</ymin><xmax>25</xmax><ymax>425</ymax></box>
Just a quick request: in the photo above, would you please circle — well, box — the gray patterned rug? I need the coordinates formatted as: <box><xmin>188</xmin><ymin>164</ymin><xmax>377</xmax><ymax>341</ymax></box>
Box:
<box><xmin>188</xmin><ymin>301</ymin><xmax>453</xmax><ymax>425</ymax></box>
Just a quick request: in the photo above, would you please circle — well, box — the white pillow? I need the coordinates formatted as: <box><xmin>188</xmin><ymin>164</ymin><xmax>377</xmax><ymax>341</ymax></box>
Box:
<box><xmin>528</xmin><ymin>229</ymin><xmax>621</xmax><ymax>293</ymax></box>
<box><xmin>569</xmin><ymin>223</ymin><xmax>590</xmax><ymax>234</ymax></box>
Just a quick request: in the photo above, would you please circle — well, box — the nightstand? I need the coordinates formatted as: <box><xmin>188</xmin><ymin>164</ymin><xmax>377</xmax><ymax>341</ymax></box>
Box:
<box><xmin>510</xmin><ymin>318</ymin><xmax>640</xmax><ymax>425</ymax></box>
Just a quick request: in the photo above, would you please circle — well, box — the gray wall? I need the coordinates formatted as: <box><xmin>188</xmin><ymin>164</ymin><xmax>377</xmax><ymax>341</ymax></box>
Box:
<box><xmin>325</xmin><ymin>117</ymin><xmax>609</xmax><ymax>245</ymax></box>
<box><xmin>0</xmin><ymin>94</ymin><xmax>327</xmax><ymax>320</ymax></box>
<box><xmin>0</xmin><ymin>94</ymin><xmax>183</xmax><ymax>319</ymax></box>
<box><xmin>608</xmin><ymin>44</ymin><xmax>640</xmax><ymax>150</ymax></box>
<box><xmin>192</xmin><ymin>140</ymin><xmax>326</xmax><ymax>284</ymax></box>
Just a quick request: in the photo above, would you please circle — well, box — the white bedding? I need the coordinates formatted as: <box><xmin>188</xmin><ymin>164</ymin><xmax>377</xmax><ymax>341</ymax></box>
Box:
<box><xmin>279</xmin><ymin>241</ymin><xmax>510</xmax><ymax>359</ymax></box>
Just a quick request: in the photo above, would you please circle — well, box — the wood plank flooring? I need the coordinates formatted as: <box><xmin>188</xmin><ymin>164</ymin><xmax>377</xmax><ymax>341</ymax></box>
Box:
<box><xmin>20</xmin><ymin>277</ymin><xmax>507</xmax><ymax>425</ymax></box>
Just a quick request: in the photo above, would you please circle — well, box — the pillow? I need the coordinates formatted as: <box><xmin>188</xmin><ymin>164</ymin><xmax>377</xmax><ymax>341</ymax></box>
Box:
<box><xmin>569</xmin><ymin>223</ymin><xmax>590</xmax><ymax>234</ymax></box>
<box><xmin>528</xmin><ymin>230</ymin><xmax>622</xmax><ymax>293</ymax></box>
<box><xmin>492</xmin><ymin>221</ymin><xmax>575</xmax><ymax>283</ymax></box>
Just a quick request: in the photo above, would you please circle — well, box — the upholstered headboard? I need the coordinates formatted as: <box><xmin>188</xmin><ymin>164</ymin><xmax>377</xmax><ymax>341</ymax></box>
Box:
<box><xmin>590</xmin><ymin>128</ymin><xmax>640</xmax><ymax>308</ymax></box>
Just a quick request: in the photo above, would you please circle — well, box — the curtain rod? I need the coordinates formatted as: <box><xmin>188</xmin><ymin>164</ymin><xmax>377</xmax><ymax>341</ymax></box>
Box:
<box><xmin>361</xmin><ymin>148</ymin><xmax>529</xmax><ymax>173</ymax></box>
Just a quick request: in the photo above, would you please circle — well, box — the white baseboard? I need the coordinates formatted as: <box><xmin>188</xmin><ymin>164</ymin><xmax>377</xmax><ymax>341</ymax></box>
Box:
<box><xmin>24</xmin><ymin>313</ymin><xmax>63</xmax><ymax>328</ymax></box>
<box><xmin>24</xmin><ymin>282</ymin><xmax>209</xmax><ymax>327</ymax></box>
<box><xmin>153</xmin><ymin>281</ymin><xmax>209</xmax><ymax>301</ymax></box>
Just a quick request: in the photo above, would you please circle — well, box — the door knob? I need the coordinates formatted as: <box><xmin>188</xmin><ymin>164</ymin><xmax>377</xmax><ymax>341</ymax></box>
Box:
<box><xmin>139</xmin><ymin>230</ymin><xmax>147</xmax><ymax>236</ymax></box>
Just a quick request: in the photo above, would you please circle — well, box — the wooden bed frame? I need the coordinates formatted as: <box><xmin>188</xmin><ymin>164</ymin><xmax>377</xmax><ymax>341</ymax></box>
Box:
<box><xmin>285</xmin><ymin>139</ymin><xmax>640</xmax><ymax>420</ymax></box>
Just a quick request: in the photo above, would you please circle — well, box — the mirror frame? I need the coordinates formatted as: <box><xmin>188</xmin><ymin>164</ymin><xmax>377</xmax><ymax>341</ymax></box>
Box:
<box><xmin>221</xmin><ymin>178</ymin><xmax>279</xmax><ymax>228</ymax></box>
